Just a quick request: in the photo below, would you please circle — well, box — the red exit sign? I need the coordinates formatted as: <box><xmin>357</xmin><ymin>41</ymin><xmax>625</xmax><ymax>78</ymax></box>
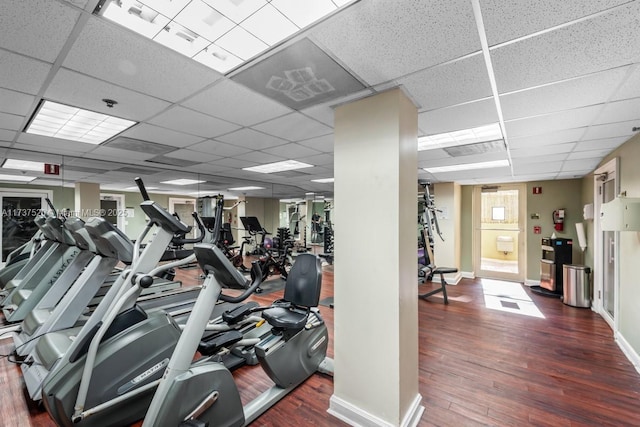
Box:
<box><xmin>44</xmin><ymin>164</ymin><xmax>60</xmax><ymax>175</ymax></box>
<box><xmin>532</xmin><ymin>186</ymin><xmax>542</xmax><ymax>194</ymax></box>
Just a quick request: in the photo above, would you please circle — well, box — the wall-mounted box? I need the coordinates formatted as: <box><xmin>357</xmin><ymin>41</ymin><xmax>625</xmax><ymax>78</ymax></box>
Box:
<box><xmin>600</xmin><ymin>197</ymin><xmax>640</xmax><ymax>231</ymax></box>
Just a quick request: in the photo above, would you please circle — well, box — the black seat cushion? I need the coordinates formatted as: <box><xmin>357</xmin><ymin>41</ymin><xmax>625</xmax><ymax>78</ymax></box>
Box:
<box><xmin>262</xmin><ymin>306</ymin><xmax>308</xmax><ymax>330</ymax></box>
<box><xmin>434</xmin><ymin>267</ymin><xmax>458</xmax><ymax>274</ymax></box>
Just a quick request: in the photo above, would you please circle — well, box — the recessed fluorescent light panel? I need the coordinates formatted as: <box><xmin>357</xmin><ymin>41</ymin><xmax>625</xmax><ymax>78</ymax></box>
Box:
<box><xmin>424</xmin><ymin>159</ymin><xmax>510</xmax><ymax>174</ymax></box>
<box><xmin>96</xmin><ymin>0</ymin><xmax>348</xmax><ymax>74</ymax></box>
<box><xmin>243</xmin><ymin>160</ymin><xmax>313</xmax><ymax>173</ymax></box>
<box><xmin>160</xmin><ymin>179</ymin><xmax>206</xmax><ymax>185</ymax></box>
<box><xmin>418</xmin><ymin>123</ymin><xmax>503</xmax><ymax>151</ymax></box>
<box><xmin>25</xmin><ymin>100</ymin><xmax>136</xmax><ymax>144</ymax></box>
<box><xmin>2</xmin><ymin>159</ymin><xmax>45</xmax><ymax>172</ymax></box>
<box><xmin>228</xmin><ymin>186</ymin><xmax>265</xmax><ymax>191</ymax></box>
<box><xmin>0</xmin><ymin>174</ymin><xmax>37</xmax><ymax>182</ymax></box>
<box><xmin>311</xmin><ymin>177</ymin><xmax>334</xmax><ymax>183</ymax></box>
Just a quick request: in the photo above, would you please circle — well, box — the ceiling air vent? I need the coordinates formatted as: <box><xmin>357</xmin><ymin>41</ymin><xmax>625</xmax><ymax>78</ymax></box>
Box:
<box><xmin>444</xmin><ymin>140</ymin><xmax>505</xmax><ymax>157</ymax></box>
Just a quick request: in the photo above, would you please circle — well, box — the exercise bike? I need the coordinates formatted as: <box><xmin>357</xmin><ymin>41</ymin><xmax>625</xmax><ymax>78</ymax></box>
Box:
<box><xmin>141</xmin><ymin>243</ymin><xmax>333</xmax><ymax>427</ymax></box>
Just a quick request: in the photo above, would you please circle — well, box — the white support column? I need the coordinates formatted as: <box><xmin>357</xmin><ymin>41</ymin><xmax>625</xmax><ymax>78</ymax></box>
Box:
<box><xmin>74</xmin><ymin>182</ymin><xmax>100</xmax><ymax>220</ymax></box>
<box><xmin>329</xmin><ymin>89</ymin><xmax>423</xmax><ymax>427</ymax></box>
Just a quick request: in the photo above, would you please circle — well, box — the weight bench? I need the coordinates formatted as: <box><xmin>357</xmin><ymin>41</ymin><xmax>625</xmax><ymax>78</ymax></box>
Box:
<box><xmin>419</xmin><ymin>265</ymin><xmax>457</xmax><ymax>304</ymax></box>
<box><xmin>418</xmin><ymin>240</ymin><xmax>457</xmax><ymax>304</ymax></box>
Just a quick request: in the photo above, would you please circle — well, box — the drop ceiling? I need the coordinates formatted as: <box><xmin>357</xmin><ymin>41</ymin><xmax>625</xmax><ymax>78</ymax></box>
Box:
<box><xmin>0</xmin><ymin>0</ymin><xmax>639</xmax><ymax>199</ymax></box>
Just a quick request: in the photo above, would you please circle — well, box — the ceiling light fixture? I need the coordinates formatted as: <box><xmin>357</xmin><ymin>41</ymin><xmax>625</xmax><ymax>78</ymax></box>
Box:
<box><xmin>160</xmin><ymin>178</ymin><xmax>206</xmax><ymax>185</ymax></box>
<box><xmin>228</xmin><ymin>186</ymin><xmax>265</xmax><ymax>191</ymax></box>
<box><xmin>243</xmin><ymin>160</ymin><xmax>313</xmax><ymax>173</ymax></box>
<box><xmin>24</xmin><ymin>100</ymin><xmax>137</xmax><ymax>145</ymax></box>
<box><xmin>311</xmin><ymin>177</ymin><xmax>334</xmax><ymax>183</ymax></box>
<box><xmin>2</xmin><ymin>159</ymin><xmax>46</xmax><ymax>172</ymax></box>
<box><xmin>418</xmin><ymin>123</ymin><xmax>503</xmax><ymax>151</ymax></box>
<box><xmin>96</xmin><ymin>0</ymin><xmax>348</xmax><ymax>74</ymax></box>
<box><xmin>0</xmin><ymin>174</ymin><xmax>37</xmax><ymax>183</ymax></box>
<box><xmin>424</xmin><ymin>159</ymin><xmax>510</xmax><ymax>174</ymax></box>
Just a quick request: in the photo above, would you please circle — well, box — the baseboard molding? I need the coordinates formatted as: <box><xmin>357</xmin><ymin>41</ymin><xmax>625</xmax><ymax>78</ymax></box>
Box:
<box><xmin>328</xmin><ymin>394</ymin><xmax>424</xmax><ymax>427</ymax></box>
<box><xmin>615</xmin><ymin>331</ymin><xmax>640</xmax><ymax>375</ymax></box>
<box><xmin>460</xmin><ymin>271</ymin><xmax>475</xmax><ymax>279</ymax></box>
<box><xmin>524</xmin><ymin>279</ymin><xmax>539</xmax><ymax>287</ymax></box>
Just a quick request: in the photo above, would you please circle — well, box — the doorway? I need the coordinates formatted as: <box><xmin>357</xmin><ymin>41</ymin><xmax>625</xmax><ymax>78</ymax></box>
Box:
<box><xmin>1</xmin><ymin>190</ymin><xmax>51</xmax><ymax>262</ymax></box>
<box><xmin>169</xmin><ymin>198</ymin><xmax>197</xmax><ymax>240</ymax></box>
<box><xmin>473</xmin><ymin>184</ymin><xmax>525</xmax><ymax>282</ymax></box>
<box><xmin>100</xmin><ymin>193</ymin><xmax>126</xmax><ymax>233</ymax></box>
<box><xmin>593</xmin><ymin>158</ymin><xmax>618</xmax><ymax>329</ymax></box>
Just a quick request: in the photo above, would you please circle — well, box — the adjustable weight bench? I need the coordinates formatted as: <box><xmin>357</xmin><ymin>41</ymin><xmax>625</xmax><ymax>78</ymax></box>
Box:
<box><xmin>418</xmin><ymin>240</ymin><xmax>457</xmax><ymax>304</ymax></box>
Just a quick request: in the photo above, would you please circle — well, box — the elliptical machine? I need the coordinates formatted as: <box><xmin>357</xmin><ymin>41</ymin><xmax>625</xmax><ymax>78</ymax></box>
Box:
<box><xmin>141</xmin><ymin>244</ymin><xmax>332</xmax><ymax>427</ymax></box>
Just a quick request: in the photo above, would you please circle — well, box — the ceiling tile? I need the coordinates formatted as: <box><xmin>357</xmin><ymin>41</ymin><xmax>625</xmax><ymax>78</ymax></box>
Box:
<box><xmin>311</xmin><ymin>0</ymin><xmax>481</xmax><ymax>85</ymax></box>
<box><xmin>513</xmin><ymin>161</ymin><xmax>566</xmax><ymax>174</ymax></box>
<box><xmin>62</xmin><ymin>16</ymin><xmax>221</xmax><ymax>102</ymax></box>
<box><xmin>0</xmin><ymin>0</ymin><xmax>80</xmax><ymax>62</ymax></box>
<box><xmin>399</xmin><ymin>54</ymin><xmax>492</xmax><ymax>110</ymax></box>
<box><xmin>298</xmin><ymin>134</ymin><xmax>333</xmax><ymax>153</ymax></box>
<box><xmin>513</xmin><ymin>155</ymin><xmax>568</xmax><ymax>166</ymax></box>
<box><xmin>16</xmin><ymin>133</ymin><xmax>95</xmax><ymax>153</ymax></box>
<box><xmin>582</xmin><ymin>121</ymin><xmax>637</xmax><ymax>140</ymax></box>
<box><xmin>419</xmin><ymin>98</ymin><xmax>498</xmax><ymax>135</ymax></box>
<box><xmin>0</xmin><ymin>129</ymin><xmax>18</xmax><ymax>142</ymax></box>
<box><xmin>89</xmin><ymin>146</ymin><xmax>157</xmax><ymax>161</ymax></box>
<box><xmin>491</xmin><ymin>2</ymin><xmax>640</xmax><ymax>93</ymax></box>
<box><xmin>216</xmin><ymin>128</ymin><xmax>289</xmax><ymax>149</ymax></box>
<box><xmin>0</xmin><ymin>88</ymin><xmax>35</xmax><ymax>116</ymax></box>
<box><xmin>0</xmin><ymin>51</ymin><xmax>51</xmax><ymax>94</ymax></box>
<box><xmin>120</xmin><ymin>123</ymin><xmax>204</xmax><ymax>148</ymax></box>
<box><xmin>231</xmin><ymin>151</ymin><xmax>285</xmax><ymax>163</ymax></box>
<box><xmin>611</xmin><ymin>65</ymin><xmax>640</xmax><ymax>101</ymax></box>
<box><xmin>562</xmin><ymin>158</ymin><xmax>601</xmax><ymax>172</ymax></box>
<box><xmin>0</xmin><ymin>112</ymin><xmax>23</xmax><ymax>131</ymax></box>
<box><xmin>508</xmin><ymin>128</ymin><xmax>586</xmax><ymax>149</ymax></box>
<box><xmin>214</xmin><ymin>25</ymin><xmax>268</xmax><ymax>61</ymax></box>
<box><xmin>566</xmin><ymin>148</ymin><xmax>612</xmax><ymax>160</ymax></box>
<box><xmin>480</xmin><ymin>0</ymin><xmax>630</xmax><ymax>46</ymax></box>
<box><xmin>182</xmin><ymin>79</ymin><xmax>291</xmax><ymax>126</ymax></box>
<box><xmin>271</xmin><ymin>0</ymin><xmax>336</xmax><ymax>28</ymax></box>
<box><xmin>188</xmin><ymin>139</ymin><xmax>252</xmax><ymax>157</ymax></box>
<box><xmin>593</xmin><ymin>97</ymin><xmax>640</xmax><ymax>125</ymax></box>
<box><xmin>164</xmin><ymin>149</ymin><xmax>222</xmax><ymax>163</ymax></box>
<box><xmin>241</xmin><ymin>3</ymin><xmax>298</xmax><ymax>45</ymax></box>
<box><xmin>500</xmin><ymin>67</ymin><xmax>629</xmax><ymax>121</ymax></box>
<box><xmin>148</xmin><ymin>106</ymin><xmax>241</xmax><ymax>138</ymax></box>
<box><xmin>46</xmin><ymin>69</ymin><xmax>171</xmax><ymax>122</ymax></box>
<box><xmin>504</xmin><ymin>104</ymin><xmax>602</xmax><ymax>139</ymax></box>
<box><xmin>510</xmin><ymin>143</ymin><xmax>576</xmax><ymax>158</ymax></box>
<box><xmin>252</xmin><ymin>112</ymin><xmax>332</xmax><ymax>141</ymax></box>
<box><xmin>210</xmin><ymin>157</ymin><xmax>259</xmax><ymax>169</ymax></box>
<box><xmin>262</xmin><ymin>143</ymin><xmax>322</xmax><ymax>159</ymax></box>
<box><xmin>573</xmin><ymin>136</ymin><xmax>629</xmax><ymax>151</ymax></box>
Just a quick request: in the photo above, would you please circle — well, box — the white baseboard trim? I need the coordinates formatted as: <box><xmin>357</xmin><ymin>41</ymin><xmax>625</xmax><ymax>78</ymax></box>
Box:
<box><xmin>328</xmin><ymin>394</ymin><xmax>424</xmax><ymax>427</ymax></box>
<box><xmin>524</xmin><ymin>279</ymin><xmax>539</xmax><ymax>287</ymax></box>
<box><xmin>615</xmin><ymin>331</ymin><xmax>640</xmax><ymax>375</ymax></box>
<box><xmin>460</xmin><ymin>271</ymin><xmax>475</xmax><ymax>279</ymax></box>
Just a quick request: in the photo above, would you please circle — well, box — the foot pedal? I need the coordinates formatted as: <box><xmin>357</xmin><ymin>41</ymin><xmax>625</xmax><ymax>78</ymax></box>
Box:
<box><xmin>198</xmin><ymin>330</ymin><xmax>243</xmax><ymax>356</ymax></box>
<box><xmin>222</xmin><ymin>301</ymin><xmax>258</xmax><ymax>324</ymax></box>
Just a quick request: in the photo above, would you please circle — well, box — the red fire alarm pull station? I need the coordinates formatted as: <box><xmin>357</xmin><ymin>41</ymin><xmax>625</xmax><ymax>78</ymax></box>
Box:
<box><xmin>533</xmin><ymin>186</ymin><xmax>542</xmax><ymax>194</ymax></box>
<box><xmin>44</xmin><ymin>164</ymin><xmax>60</xmax><ymax>175</ymax></box>
<box><xmin>534</xmin><ymin>225</ymin><xmax>541</xmax><ymax>234</ymax></box>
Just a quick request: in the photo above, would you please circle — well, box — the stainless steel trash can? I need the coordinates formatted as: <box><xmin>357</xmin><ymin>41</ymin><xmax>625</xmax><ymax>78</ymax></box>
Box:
<box><xmin>562</xmin><ymin>264</ymin><xmax>591</xmax><ymax>308</ymax></box>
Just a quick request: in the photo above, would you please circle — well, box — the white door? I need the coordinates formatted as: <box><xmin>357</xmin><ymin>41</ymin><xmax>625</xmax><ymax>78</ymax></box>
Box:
<box><xmin>473</xmin><ymin>184</ymin><xmax>526</xmax><ymax>282</ymax></box>
<box><xmin>594</xmin><ymin>158</ymin><xmax>618</xmax><ymax>328</ymax></box>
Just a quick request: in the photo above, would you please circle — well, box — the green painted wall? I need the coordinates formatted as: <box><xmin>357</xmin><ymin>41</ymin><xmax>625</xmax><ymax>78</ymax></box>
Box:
<box><xmin>598</xmin><ymin>133</ymin><xmax>640</xmax><ymax>361</ymax></box>
<box><xmin>525</xmin><ymin>179</ymin><xmax>584</xmax><ymax>280</ymax></box>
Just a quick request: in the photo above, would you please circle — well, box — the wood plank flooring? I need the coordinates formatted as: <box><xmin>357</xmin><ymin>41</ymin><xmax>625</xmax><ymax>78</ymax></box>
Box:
<box><xmin>1</xmin><ymin>265</ymin><xmax>639</xmax><ymax>426</ymax></box>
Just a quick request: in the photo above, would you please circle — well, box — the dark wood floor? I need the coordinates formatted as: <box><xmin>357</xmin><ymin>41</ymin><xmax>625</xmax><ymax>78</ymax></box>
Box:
<box><xmin>2</xmin><ymin>265</ymin><xmax>640</xmax><ymax>426</ymax></box>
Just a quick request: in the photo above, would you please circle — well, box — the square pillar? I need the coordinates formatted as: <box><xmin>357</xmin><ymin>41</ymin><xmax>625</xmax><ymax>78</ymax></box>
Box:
<box><xmin>329</xmin><ymin>89</ymin><xmax>423</xmax><ymax>426</ymax></box>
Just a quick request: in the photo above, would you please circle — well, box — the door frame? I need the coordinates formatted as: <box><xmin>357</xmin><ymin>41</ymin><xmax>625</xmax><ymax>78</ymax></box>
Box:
<box><xmin>473</xmin><ymin>183</ymin><xmax>526</xmax><ymax>282</ymax></box>
<box><xmin>100</xmin><ymin>193</ymin><xmax>126</xmax><ymax>233</ymax></box>
<box><xmin>593</xmin><ymin>157</ymin><xmax>619</xmax><ymax>330</ymax></box>
<box><xmin>169</xmin><ymin>197</ymin><xmax>197</xmax><ymax>237</ymax></box>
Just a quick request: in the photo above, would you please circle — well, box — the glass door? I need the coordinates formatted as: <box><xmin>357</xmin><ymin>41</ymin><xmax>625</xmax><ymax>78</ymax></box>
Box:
<box><xmin>474</xmin><ymin>184</ymin><xmax>525</xmax><ymax>282</ymax></box>
<box><xmin>593</xmin><ymin>158</ymin><xmax>618</xmax><ymax>327</ymax></box>
<box><xmin>1</xmin><ymin>192</ymin><xmax>49</xmax><ymax>262</ymax></box>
